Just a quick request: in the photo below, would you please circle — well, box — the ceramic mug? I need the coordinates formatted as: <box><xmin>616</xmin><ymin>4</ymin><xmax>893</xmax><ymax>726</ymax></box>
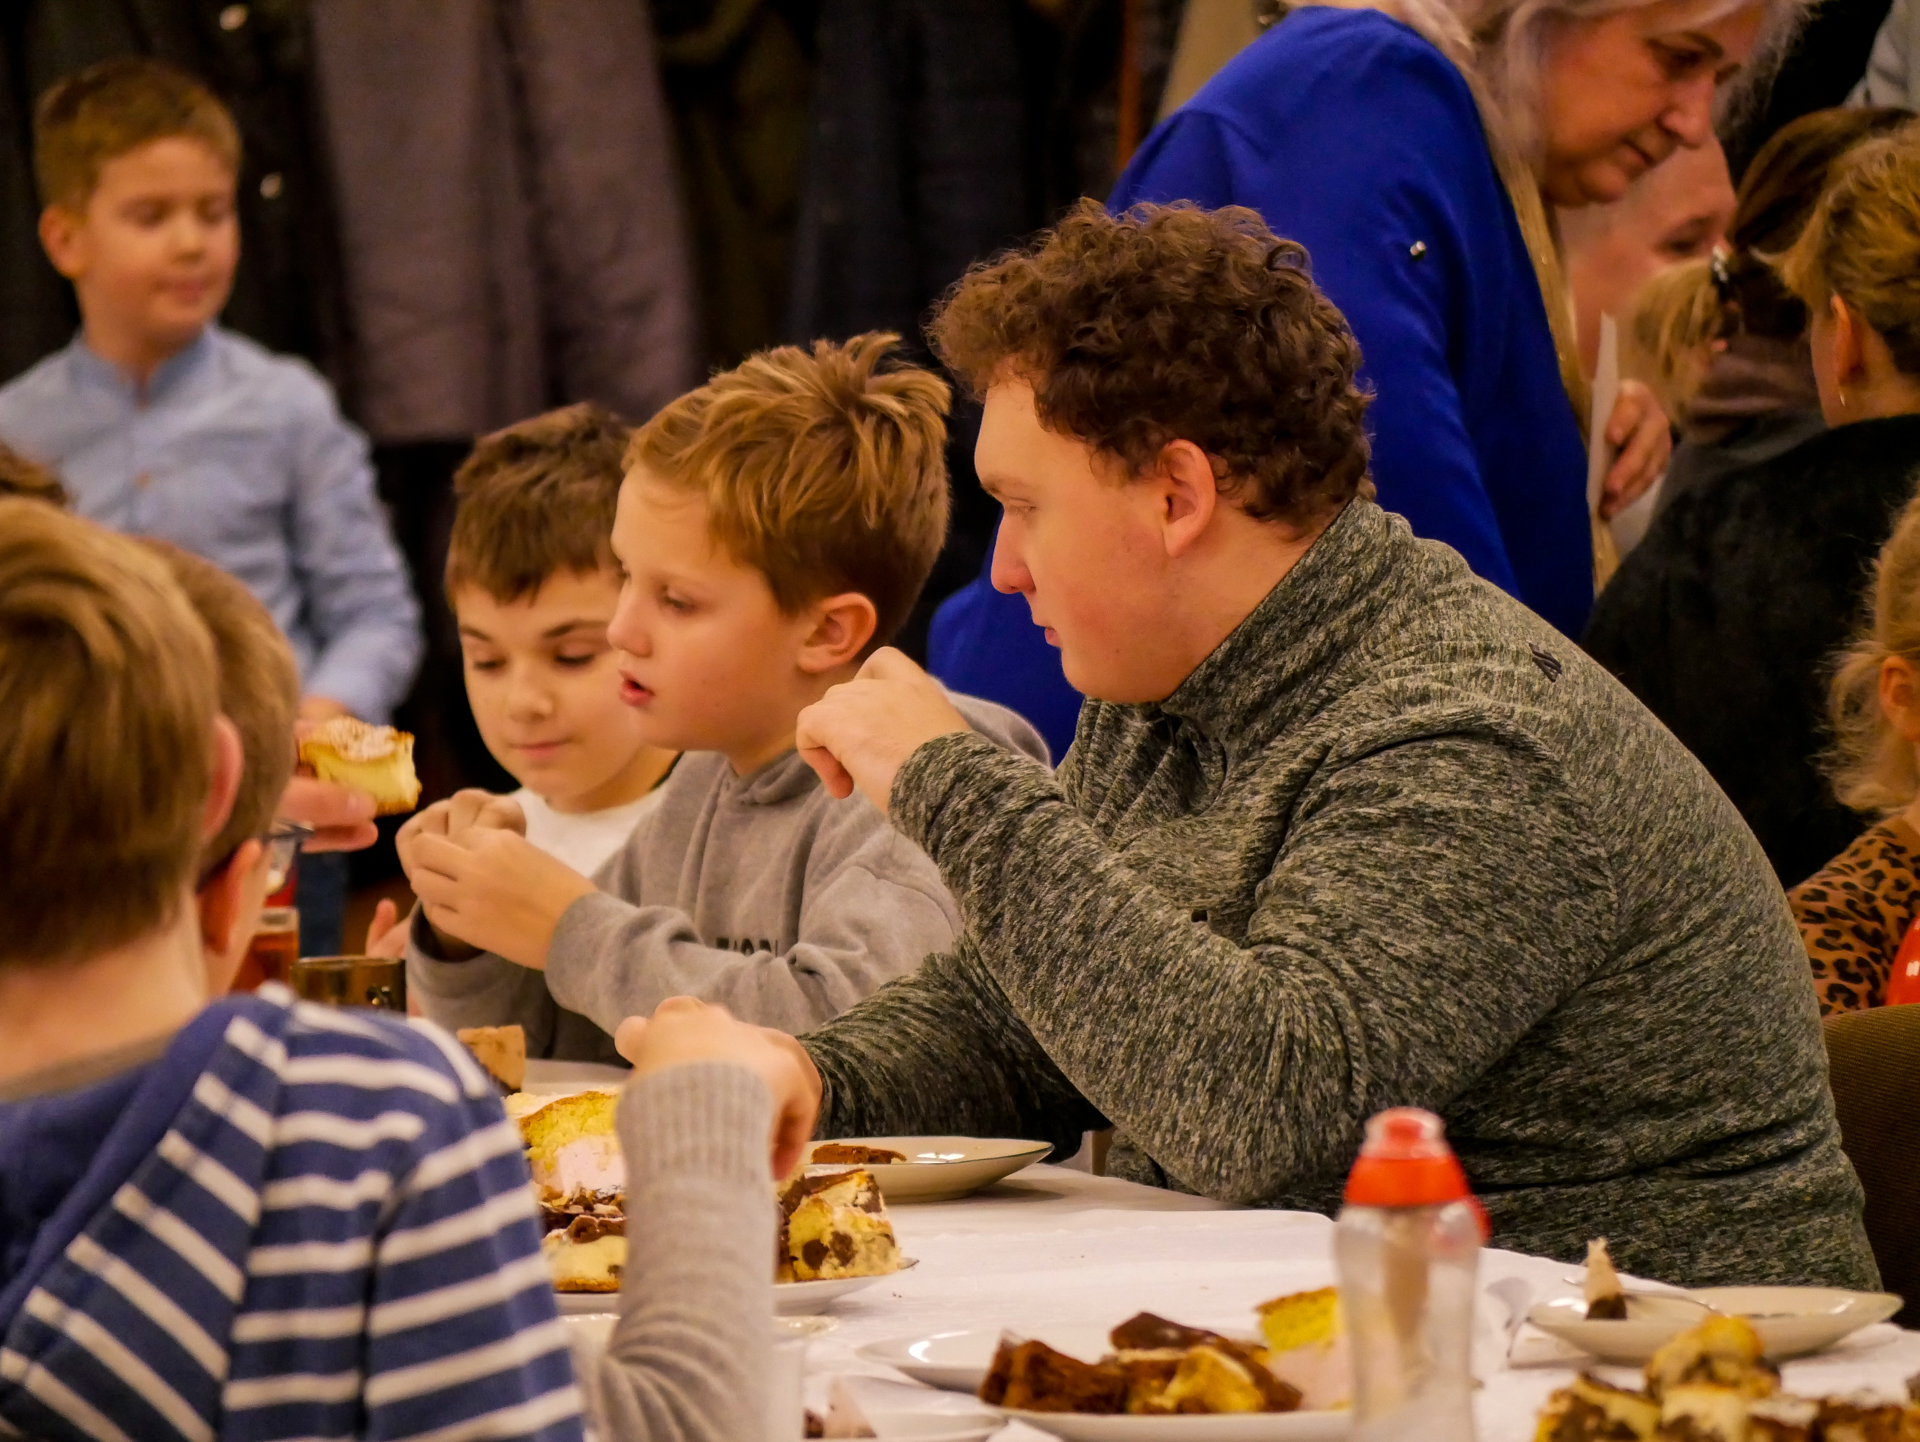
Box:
<box><xmin>289</xmin><ymin>954</ymin><xmax>406</xmax><ymax>1011</ymax></box>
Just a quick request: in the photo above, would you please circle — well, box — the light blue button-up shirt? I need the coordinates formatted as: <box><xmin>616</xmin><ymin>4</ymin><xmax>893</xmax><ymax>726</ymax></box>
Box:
<box><xmin>0</xmin><ymin>327</ymin><xmax>422</xmax><ymax>721</ymax></box>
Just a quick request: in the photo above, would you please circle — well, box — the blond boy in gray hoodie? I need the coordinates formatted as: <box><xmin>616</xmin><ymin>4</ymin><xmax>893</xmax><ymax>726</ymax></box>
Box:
<box><xmin>399</xmin><ymin>334</ymin><xmax>1046</xmax><ymax>1054</ymax></box>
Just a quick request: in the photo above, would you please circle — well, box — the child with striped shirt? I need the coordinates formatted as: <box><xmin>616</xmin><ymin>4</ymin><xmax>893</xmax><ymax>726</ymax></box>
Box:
<box><xmin>0</xmin><ymin>500</ymin><xmax>816</xmax><ymax>1441</ymax></box>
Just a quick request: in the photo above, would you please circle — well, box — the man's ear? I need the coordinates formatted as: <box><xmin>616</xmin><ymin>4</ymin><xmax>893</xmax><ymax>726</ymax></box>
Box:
<box><xmin>38</xmin><ymin>204</ymin><xmax>85</xmax><ymax>281</ymax></box>
<box><xmin>202</xmin><ymin>715</ymin><xmax>244</xmax><ymax>844</ymax></box>
<box><xmin>198</xmin><ymin>837</ymin><xmax>266</xmax><ymax>975</ymax></box>
<box><xmin>796</xmin><ymin>592</ymin><xmax>879</xmax><ymax>675</ymax></box>
<box><xmin>1157</xmin><ymin>439</ymin><xmax>1222</xmax><ymax>559</ymax></box>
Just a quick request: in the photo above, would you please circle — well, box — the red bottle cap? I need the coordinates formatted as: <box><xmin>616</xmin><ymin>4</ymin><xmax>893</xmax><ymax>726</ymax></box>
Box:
<box><xmin>1344</xmin><ymin>1107</ymin><xmax>1482</xmax><ymax>1222</ymax></box>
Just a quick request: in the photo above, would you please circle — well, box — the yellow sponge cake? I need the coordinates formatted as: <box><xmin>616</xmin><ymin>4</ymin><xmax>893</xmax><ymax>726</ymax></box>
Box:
<box><xmin>298</xmin><ymin>717</ymin><xmax>421</xmax><ymax>815</ymax></box>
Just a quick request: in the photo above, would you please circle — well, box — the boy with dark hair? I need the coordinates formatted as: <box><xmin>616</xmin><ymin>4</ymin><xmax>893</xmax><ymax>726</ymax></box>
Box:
<box><xmin>400</xmin><ymin>334</ymin><xmax>1048</xmax><ymax>1047</ymax></box>
<box><xmin>787</xmin><ymin>201</ymin><xmax>1876</xmax><ymax>1290</ymax></box>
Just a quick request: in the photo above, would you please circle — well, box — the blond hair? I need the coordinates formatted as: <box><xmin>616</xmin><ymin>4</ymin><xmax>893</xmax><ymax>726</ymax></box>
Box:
<box><xmin>141</xmin><ymin>542</ymin><xmax>300</xmax><ymax>870</ymax></box>
<box><xmin>0</xmin><ymin>440</ymin><xmax>67</xmax><ymax>507</ymax></box>
<box><xmin>446</xmin><ymin>403</ymin><xmax>629</xmax><ymax>604</ymax></box>
<box><xmin>1623</xmin><ymin>258</ymin><xmax>1725</xmax><ymax>422</ymax></box>
<box><xmin>0</xmin><ymin>501</ymin><xmax>218</xmax><ymax>967</ymax></box>
<box><xmin>1825</xmin><ymin>496</ymin><xmax>1920</xmax><ymax>814</ymax></box>
<box><xmin>1779</xmin><ymin>123</ymin><xmax>1920</xmax><ymax>376</ymax></box>
<box><xmin>34</xmin><ymin>56</ymin><xmax>240</xmax><ymax>210</ymax></box>
<box><xmin>628</xmin><ymin>333</ymin><xmax>951</xmax><ymax>650</ymax></box>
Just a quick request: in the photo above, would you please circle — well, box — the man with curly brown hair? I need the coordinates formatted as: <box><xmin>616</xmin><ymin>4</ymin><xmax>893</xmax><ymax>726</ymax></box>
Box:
<box><xmin>787</xmin><ymin>201</ymin><xmax>1874</xmax><ymax>1290</ymax></box>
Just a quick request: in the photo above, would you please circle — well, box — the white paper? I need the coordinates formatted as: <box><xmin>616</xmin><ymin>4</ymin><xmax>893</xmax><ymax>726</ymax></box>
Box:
<box><xmin>1586</xmin><ymin>312</ymin><xmax>1620</xmax><ymax>517</ymax></box>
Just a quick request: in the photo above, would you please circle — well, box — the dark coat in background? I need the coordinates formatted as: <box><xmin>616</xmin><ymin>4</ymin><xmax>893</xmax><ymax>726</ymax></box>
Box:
<box><xmin>0</xmin><ymin>0</ymin><xmax>346</xmax><ymax>388</ymax></box>
<box><xmin>1583</xmin><ymin>414</ymin><xmax>1920</xmax><ymax>889</ymax></box>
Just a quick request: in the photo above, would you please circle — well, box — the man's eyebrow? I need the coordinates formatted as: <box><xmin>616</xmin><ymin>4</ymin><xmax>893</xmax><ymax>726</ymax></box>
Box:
<box><xmin>456</xmin><ymin>623</ymin><xmax>494</xmax><ymax>642</ymax></box>
<box><xmin>1680</xmin><ymin>29</ymin><xmax>1726</xmax><ymax>58</ymax></box>
<box><xmin>540</xmin><ymin>619</ymin><xmax>609</xmax><ymax>640</ymax></box>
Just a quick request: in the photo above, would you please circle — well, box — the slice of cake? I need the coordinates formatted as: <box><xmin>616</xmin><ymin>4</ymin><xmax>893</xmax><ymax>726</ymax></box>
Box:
<box><xmin>457</xmin><ymin>1024</ymin><xmax>526</xmax><ymax>1093</ymax></box>
<box><xmin>1646</xmin><ymin>1316</ymin><xmax>1778</xmax><ymax>1401</ymax></box>
<box><xmin>1535</xmin><ymin>1373</ymin><xmax>1660</xmax><ymax>1442</ymax></box>
<box><xmin>979</xmin><ymin>1337</ymin><xmax>1128</xmax><ymax>1414</ymax></box>
<box><xmin>1156</xmin><ymin>1341</ymin><xmax>1301</xmax><ymax>1415</ymax></box>
<box><xmin>518</xmin><ymin>1089</ymin><xmax>623</xmax><ymax>1197</ymax></box>
<box><xmin>509</xmin><ymin>1088</ymin><xmax>627</xmax><ymax>1293</ymax></box>
<box><xmin>811</xmin><ymin>1142</ymin><xmax>907</xmax><ymax>1165</ymax></box>
<box><xmin>777</xmin><ymin>1168</ymin><xmax>901</xmax><ymax>1282</ymax></box>
<box><xmin>298</xmin><ymin>717</ymin><xmax>421</xmax><ymax>815</ymax></box>
<box><xmin>1257</xmin><ymin>1286</ymin><xmax>1349</xmax><ymax>1410</ymax></box>
<box><xmin>1583</xmin><ymin>1238</ymin><xmax>1627</xmax><ymax>1320</ymax></box>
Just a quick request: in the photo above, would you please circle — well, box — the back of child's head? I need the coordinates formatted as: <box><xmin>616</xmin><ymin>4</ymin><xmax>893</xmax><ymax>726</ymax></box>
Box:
<box><xmin>628</xmin><ymin>332</ymin><xmax>951</xmax><ymax>651</ymax></box>
<box><xmin>1624</xmin><ymin>106</ymin><xmax>1915</xmax><ymax>420</ymax></box>
<box><xmin>0</xmin><ymin>500</ymin><xmax>218</xmax><ymax>967</ymax></box>
<box><xmin>1827</xmin><ymin>494</ymin><xmax>1920</xmax><ymax>815</ymax></box>
<box><xmin>34</xmin><ymin>56</ymin><xmax>240</xmax><ymax>211</ymax></box>
<box><xmin>446</xmin><ymin>402</ymin><xmax>631</xmax><ymax>603</ymax></box>
<box><xmin>139</xmin><ymin>541</ymin><xmax>299</xmax><ymax>869</ymax></box>
<box><xmin>0</xmin><ymin>440</ymin><xmax>67</xmax><ymax>507</ymax></box>
<box><xmin>1780</xmin><ymin>122</ymin><xmax>1920</xmax><ymax>377</ymax></box>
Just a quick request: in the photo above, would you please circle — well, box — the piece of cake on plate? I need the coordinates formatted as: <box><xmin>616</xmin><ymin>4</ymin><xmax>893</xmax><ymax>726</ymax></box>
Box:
<box><xmin>456</xmin><ymin>1024</ymin><xmax>525</xmax><ymax>1093</ymax></box>
<box><xmin>508</xmin><ymin>1088</ymin><xmax>627</xmax><ymax>1294</ymax></box>
<box><xmin>1257</xmin><ymin>1286</ymin><xmax>1348</xmax><ymax>1410</ymax></box>
<box><xmin>776</xmin><ymin>1168</ymin><xmax>901</xmax><ymax>1282</ymax></box>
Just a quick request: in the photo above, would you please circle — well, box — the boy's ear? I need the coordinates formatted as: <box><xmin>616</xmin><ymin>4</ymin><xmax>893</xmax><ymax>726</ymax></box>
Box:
<box><xmin>38</xmin><ymin>204</ymin><xmax>86</xmax><ymax>281</ymax></box>
<box><xmin>203</xmin><ymin>715</ymin><xmax>244</xmax><ymax>844</ymax></box>
<box><xmin>198</xmin><ymin>837</ymin><xmax>267</xmax><ymax>982</ymax></box>
<box><xmin>796</xmin><ymin>592</ymin><xmax>879</xmax><ymax>674</ymax></box>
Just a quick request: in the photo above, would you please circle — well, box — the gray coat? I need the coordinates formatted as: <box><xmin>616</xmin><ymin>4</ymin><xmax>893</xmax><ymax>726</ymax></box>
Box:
<box><xmin>804</xmin><ymin>498</ymin><xmax>1876</xmax><ymax>1290</ymax></box>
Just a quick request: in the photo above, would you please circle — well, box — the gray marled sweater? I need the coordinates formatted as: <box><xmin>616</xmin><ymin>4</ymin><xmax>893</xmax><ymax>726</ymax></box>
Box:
<box><xmin>804</xmin><ymin>499</ymin><xmax>1876</xmax><ymax>1289</ymax></box>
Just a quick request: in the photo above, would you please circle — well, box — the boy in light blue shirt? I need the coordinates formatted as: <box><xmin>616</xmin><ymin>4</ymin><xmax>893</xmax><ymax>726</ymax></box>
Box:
<box><xmin>0</xmin><ymin>57</ymin><xmax>420</xmax><ymax>727</ymax></box>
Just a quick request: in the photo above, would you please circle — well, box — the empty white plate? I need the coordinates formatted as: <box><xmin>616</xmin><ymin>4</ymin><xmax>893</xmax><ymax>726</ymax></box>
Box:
<box><xmin>808</xmin><ymin>1137</ymin><xmax>1052</xmax><ymax>1201</ymax></box>
<box><xmin>1527</xmin><ymin>1286</ymin><xmax>1902</xmax><ymax>1363</ymax></box>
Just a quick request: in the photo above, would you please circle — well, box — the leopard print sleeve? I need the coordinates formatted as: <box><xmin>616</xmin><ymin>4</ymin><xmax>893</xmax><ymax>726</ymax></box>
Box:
<box><xmin>1788</xmin><ymin>820</ymin><xmax>1920</xmax><ymax>1014</ymax></box>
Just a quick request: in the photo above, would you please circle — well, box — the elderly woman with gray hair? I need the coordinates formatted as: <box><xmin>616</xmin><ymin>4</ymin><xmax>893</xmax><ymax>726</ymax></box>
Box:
<box><xmin>928</xmin><ymin>0</ymin><xmax>1792</xmax><ymax>740</ymax></box>
<box><xmin>1114</xmin><ymin>0</ymin><xmax>1792</xmax><ymax>633</ymax></box>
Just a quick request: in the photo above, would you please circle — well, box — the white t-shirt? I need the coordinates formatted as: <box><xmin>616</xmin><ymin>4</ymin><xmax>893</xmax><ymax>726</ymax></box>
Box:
<box><xmin>513</xmin><ymin>787</ymin><xmax>662</xmax><ymax>879</ymax></box>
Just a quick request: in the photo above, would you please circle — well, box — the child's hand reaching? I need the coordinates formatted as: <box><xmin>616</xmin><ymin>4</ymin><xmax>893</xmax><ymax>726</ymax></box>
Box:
<box><xmin>363</xmin><ymin>898</ymin><xmax>413</xmax><ymax>959</ymax></box>
<box><xmin>614</xmin><ymin>998</ymin><xmax>822</xmax><ymax>1180</ymax></box>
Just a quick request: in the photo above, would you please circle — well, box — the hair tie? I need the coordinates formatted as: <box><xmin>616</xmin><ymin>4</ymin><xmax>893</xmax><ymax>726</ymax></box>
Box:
<box><xmin>1709</xmin><ymin>247</ymin><xmax>1734</xmax><ymax>299</ymax></box>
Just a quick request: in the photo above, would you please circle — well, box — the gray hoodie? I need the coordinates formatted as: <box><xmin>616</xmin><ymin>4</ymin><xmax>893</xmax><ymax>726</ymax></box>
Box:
<box><xmin>407</xmin><ymin>693</ymin><xmax>1047</xmax><ymax>1051</ymax></box>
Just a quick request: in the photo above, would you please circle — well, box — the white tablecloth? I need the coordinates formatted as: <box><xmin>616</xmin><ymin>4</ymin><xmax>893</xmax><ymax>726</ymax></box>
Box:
<box><xmin>806</xmin><ymin>1165</ymin><xmax>1920</xmax><ymax>1439</ymax></box>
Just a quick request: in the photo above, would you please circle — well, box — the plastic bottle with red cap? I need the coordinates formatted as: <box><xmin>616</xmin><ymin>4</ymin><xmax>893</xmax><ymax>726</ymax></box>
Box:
<box><xmin>1334</xmin><ymin>1107</ymin><xmax>1485</xmax><ymax>1441</ymax></box>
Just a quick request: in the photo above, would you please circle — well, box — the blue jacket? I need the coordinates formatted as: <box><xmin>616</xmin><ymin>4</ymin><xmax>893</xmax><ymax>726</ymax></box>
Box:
<box><xmin>929</xmin><ymin>6</ymin><xmax>1590</xmax><ymax>763</ymax></box>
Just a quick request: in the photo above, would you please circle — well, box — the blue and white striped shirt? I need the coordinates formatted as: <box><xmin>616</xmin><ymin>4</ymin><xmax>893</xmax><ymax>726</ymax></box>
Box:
<box><xmin>0</xmin><ymin>986</ymin><xmax>583</xmax><ymax>1442</ymax></box>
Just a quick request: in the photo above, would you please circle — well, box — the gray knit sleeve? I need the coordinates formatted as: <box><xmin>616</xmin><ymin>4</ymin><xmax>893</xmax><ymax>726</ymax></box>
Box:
<box><xmin>875</xmin><ymin>725</ymin><xmax>1612</xmax><ymax>1204</ymax></box>
<box><xmin>581</xmin><ymin>1062</ymin><xmax>775</xmax><ymax>1442</ymax></box>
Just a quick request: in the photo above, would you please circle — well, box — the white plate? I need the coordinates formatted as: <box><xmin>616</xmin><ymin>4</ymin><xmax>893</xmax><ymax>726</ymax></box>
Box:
<box><xmin>553</xmin><ymin>1289</ymin><xmax>623</xmax><ymax>1315</ymax></box>
<box><xmin>860</xmin><ymin>1409</ymin><xmax>1002</xmax><ymax>1441</ymax></box>
<box><xmin>809</xmin><ymin>1137</ymin><xmax>1052</xmax><ymax>1201</ymax></box>
<box><xmin>520</xmin><ymin>1060</ymin><xmax>630</xmax><ymax>1094</ymax></box>
<box><xmin>774</xmin><ymin>1257</ymin><xmax>919</xmax><ymax>1315</ymax></box>
<box><xmin>1527</xmin><ymin>1286</ymin><xmax>1903</xmax><ymax>1363</ymax></box>
<box><xmin>560</xmin><ymin>1311</ymin><xmax>838</xmax><ymax>1349</ymax></box>
<box><xmin>1002</xmin><ymin>1411</ymin><xmax>1347</xmax><ymax>1441</ymax></box>
<box><xmin>858</xmin><ymin>1329</ymin><xmax>1347</xmax><ymax>1440</ymax></box>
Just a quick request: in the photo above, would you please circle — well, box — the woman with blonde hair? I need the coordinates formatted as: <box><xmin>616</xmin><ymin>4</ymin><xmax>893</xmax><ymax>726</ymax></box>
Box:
<box><xmin>927</xmin><ymin>0</ymin><xmax>1796</xmax><ymax>747</ymax></box>
<box><xmin>1588</xmin><ymin>122</ymin><xmax>1920</xmax><ymax>890</ymax></box>
<box><xmin>1623</xmin><ymin>105</ymin><xmax>1913</xmax><ymax>503</ymax></box>
<box><xmin>1793</xmin><ymin>496</ymin><xmax>1920</xmax><ymax>1012</ymax></box>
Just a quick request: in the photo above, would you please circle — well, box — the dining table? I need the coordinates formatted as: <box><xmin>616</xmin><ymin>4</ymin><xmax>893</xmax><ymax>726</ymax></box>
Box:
<box><xmin>804</xmin><ymin>1162</ymin><xmax>1920</xmax><ymax>1439</ymax></box>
